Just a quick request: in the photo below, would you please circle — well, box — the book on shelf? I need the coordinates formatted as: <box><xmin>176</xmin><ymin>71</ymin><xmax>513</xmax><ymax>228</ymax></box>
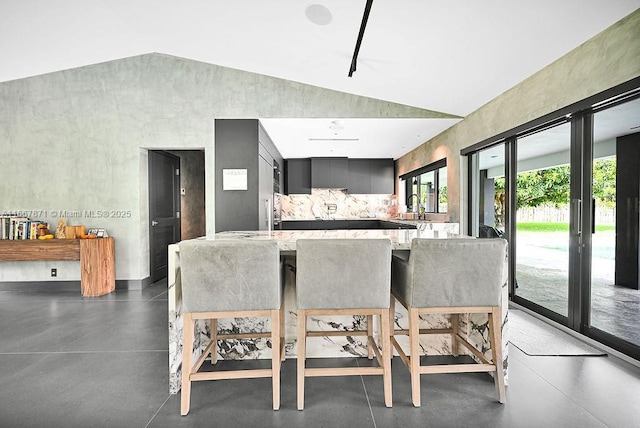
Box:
<box><xmin>0</xmin><ymin>216</ymin><xmax>48</xmax><ymax>240</ymax></box>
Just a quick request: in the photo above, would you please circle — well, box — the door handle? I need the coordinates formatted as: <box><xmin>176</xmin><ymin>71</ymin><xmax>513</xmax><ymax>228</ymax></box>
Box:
<box><xmin>151</xmin><ymin>220</ymin><xmax>159</xmax><ymax>227</ymax></box>
<box><xmin>571</xmin><ymin>199</ymin><xmax>582</xmax><ymax>235</ymax></box>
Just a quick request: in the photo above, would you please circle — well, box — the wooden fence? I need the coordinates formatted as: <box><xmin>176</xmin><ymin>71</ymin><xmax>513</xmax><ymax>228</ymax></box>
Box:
<box><xmin>517</xmin><ymin>204</ymin><xmax>615</xmax><ymax>225</ymax></box>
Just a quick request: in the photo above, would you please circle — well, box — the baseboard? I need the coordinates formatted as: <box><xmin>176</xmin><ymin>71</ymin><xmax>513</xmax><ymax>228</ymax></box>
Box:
<box><xmin>0</xmin><ymin>277</ymin><xmax>153</xmax><ymax>292</ymax></box>
<box><xmin>0</xmin><ymin>281</ymin><xmax>81</xmax><ymax>292</ymax></box>
<box><xmin>116</xmin><ymin>277</ymin><xmax>152</xmax><ymax>291</ymax></box>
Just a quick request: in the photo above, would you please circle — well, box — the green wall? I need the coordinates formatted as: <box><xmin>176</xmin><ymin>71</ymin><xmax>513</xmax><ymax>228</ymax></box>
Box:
<box><xmin>0</xmin><ymin>53</ymin><xmax>439</xmax><ymax>284</ymax></box>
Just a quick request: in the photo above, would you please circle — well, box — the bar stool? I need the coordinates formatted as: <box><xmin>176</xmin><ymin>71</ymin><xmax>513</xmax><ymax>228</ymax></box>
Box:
<box><xmin>179</xmin><ymin>239</ymin><xmax>285</xmax><ymax>415</ymax></box>
<box><xmin>390</xmin><ymin>238</ymin><xmax>507</xmax><ymax>406</ymax></box>
<box><xmin>296</xmin><ymin>238</ymin><xmax>392</xmax><ymax>410</ymax></box>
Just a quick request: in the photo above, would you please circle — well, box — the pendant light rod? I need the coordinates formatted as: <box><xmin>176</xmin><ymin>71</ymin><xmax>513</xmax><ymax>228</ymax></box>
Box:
<box><xmin>348</xmin><ymin>0</ymin><xmax>374</xmax><ymax>77</ymax></box>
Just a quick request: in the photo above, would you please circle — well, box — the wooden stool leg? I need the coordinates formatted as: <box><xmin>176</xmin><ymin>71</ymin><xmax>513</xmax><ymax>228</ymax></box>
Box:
<box><xmin>210</xmin><ymin>318</ymin><xmax>218</xmax><ymax>365</ymax></box>
<box><xmin>297</xmin><ymin>309</ymin><xmax>307</xmax><ymax>410</ymax></box>
<box><xmin>181</xmin><ymin>313</ymin><xmax>194</xmax><ymax>416</ymax></box>
<box><xmin>280</xmin><ymin>300</ymin><xmax>286</xmax><ymax>362</ymax></box>
<box><xmin>389</xmin><ymin>295</ymin><xmax>396</xmax><ymax>359</ymax></box>
<box><xmin>489</xmin><ymin>308</ymin><xmax>506</xmax><ymax>403</ymax></box>
<box><xmin>409</xmin><ymin>307</ymin><xmax>421</xmax><ymax>407</ymax></box>
<box><xmin>451</xmin><ymin>314</ymin><xmax>459</xmax><ymax>357</ymax></box>
<box><xmin>367</xmin><ymin>315</ymin><xmax>374</xmax><ymax>360</ymax></box>
<box><xmin>271</xmin><ymin>309</ymin><xmax>281</xmax><ymax>410</ymax></box>
<box><xmin>381</xmin><ymin>310</ymin><xmax>393</xmax><ymax>407</ymax></box>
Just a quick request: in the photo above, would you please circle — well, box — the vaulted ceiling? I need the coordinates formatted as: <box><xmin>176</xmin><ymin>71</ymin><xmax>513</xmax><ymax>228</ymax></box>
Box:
<box><xmin>2</xmin><ymin>1</ymin><xmax>639</xmax><ymax>158</ymax></box>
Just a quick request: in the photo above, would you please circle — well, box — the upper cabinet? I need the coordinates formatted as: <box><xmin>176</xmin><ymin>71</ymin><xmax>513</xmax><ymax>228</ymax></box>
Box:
<box><xmin>348</xmin><ymin>158</ymin><xmax>394</xmax><ymax>194</ymax></box>
<box><xmin>284</xmin><ymin>157</ymin><xmax>394</xmax><ymax>195</ymax></box>
<box><xmin>285</xmin><ymin>158</ymin><xmax>312</xmax><ymax>194</ymax></box>
<box><xmin>311</xmin><ymin>157</ymin><xmax>349</xmax><ymax>189</ymax></box>
<box><xmin>347</xmin><ymin>159</ymin><xmax>371</xmax><ymax>194</ymax></box>
<box><xmin>369</xmin><ymin>159</ymin><xmax>395</xmax><ymax>194</ymax></box>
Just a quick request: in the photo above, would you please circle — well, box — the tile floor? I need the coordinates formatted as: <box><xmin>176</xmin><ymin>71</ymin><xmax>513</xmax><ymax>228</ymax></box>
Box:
<box><xmin>1</xmin><ymin>281</ymin><xmax>640</xmax><ymax>428</ymax></box>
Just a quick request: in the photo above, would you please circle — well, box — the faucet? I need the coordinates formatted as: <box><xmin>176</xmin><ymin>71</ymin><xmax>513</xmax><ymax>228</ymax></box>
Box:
<box><xmin>406</xmin><ymin>193</ymin><xmax>422</xmax><ymax>219</ymax></box>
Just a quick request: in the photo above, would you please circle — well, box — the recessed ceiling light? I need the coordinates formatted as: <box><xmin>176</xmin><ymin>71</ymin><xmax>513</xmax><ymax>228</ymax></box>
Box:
<box><xmin>305</xmin><ymin>4</ymin><xmax>332</xmax><ymax>26</ymax></box>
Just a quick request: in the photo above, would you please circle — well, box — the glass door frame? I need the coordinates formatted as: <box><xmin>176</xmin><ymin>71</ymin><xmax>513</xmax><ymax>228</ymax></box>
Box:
<box><xmin>464</xmin><ymin>76</ymin><xmax>640</xmax><ymax>360</ymax></box>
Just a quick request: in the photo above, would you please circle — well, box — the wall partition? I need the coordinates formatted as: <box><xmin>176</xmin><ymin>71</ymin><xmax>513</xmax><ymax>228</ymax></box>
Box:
<box><xmin>465</xmin><ymin>79</ymin><xmax>640</xmax><ymax>360</ymax></box>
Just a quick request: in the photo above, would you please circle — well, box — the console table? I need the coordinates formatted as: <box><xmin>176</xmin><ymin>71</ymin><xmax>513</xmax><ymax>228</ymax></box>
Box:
<box><xmin>0</xmin><ymin>237</ymin><xmax>115</xmax><ymax>297</ymax></box>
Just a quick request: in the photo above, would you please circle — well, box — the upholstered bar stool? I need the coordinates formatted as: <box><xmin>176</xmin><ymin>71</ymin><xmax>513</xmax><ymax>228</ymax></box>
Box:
<box><xmin>296</xmin><ymin>238</ymin><xmax>392</xmax><ymax>410</ymax></box>
<box><xmin>390</xmin><ymin>238</ymin><xmax>507</xmax><ymax>406</ymax></box>
<box><xmin>179</xmin><ymin>239</ymin><xmax>285</xmax><ymax>415</ymax></box>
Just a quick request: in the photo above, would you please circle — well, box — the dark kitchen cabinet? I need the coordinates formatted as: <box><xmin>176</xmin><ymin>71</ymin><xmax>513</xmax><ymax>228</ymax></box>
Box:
<box><xmin>370</xmin><ymin>159</ymin><xmax>395</xmax><ymax>194</ymax></box>
<box><xmin>280</xmin><ymin>220</ymin><xmax>349</xmax><ymax>230</ymax></box>
<box><xmin>285</xmin><ymin>158</ymin><xmax>311</xmax><ymax>194</ymax></box>
<box><xmin>311</xmin><ymin>157</ymin><xmax>348</xmax><ymax>189</ymax></box>
<box><xmin>347</xmin><ymin>220</ymin><xmax>378</xmax><ymax>229</ymax></box>
<box><xmin>280</xmin><ymin>219</ymin><xmax>416</xmax><ymax>230</ymax></box>
<box><xmin>347</xmin><ymin>158</ymin><xmax>394</xmax><ymax>194</ymax></box>
<box><xmin>348</xmin><ymin>159</ymin><xmax>371</xmax><ymax>194</ymax></box>
<box><xmin>285</xmin><ymin>157</ymin><xmax>394</xmax><ymax>194</ymax></box>
<box><xmin>215</xmin><ymin>119</ymin><xmax>284</xmax><ymax>232</ymax></box>
<box><xmin>280</xmin><ymin>220</ymin><xmax>318</xmax><ymax>230</ymax></box>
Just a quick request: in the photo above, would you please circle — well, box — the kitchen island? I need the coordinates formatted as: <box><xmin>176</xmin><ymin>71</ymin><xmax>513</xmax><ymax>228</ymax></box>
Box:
<box><xmin>167</xmin><ymin>225</ymin><xmax>508</xmax><ymax>394</ymax></box>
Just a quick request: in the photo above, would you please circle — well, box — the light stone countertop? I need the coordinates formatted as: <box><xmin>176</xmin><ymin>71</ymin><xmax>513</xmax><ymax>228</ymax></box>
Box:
<box><xmin>204</xmin><ymin>227</ymin><xmax>461</xmax><ymax>252</ymax></box>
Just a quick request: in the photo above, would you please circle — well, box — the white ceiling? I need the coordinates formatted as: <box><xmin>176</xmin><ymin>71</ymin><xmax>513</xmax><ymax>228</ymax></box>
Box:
<box><xmin>2</xmin><ymin>1</ymin><xmax>639</xmax><ymax>159</ymax></box>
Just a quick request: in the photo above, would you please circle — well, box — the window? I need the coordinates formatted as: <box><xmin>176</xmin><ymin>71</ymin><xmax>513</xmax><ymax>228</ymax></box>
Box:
<box><xmin>400</xmin><ymin>159</ymin><xmax>447</xmax><ymax>214</ymax></box>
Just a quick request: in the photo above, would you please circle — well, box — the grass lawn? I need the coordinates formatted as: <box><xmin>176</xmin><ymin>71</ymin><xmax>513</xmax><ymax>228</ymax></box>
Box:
<box><xmin>516</xmin><ymin>222</ymin><xmax>615</xmax><ymax>233</ymax></box>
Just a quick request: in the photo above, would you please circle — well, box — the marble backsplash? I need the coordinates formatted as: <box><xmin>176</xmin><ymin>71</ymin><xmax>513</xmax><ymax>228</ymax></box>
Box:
<box><xmin>280</xmin><ymin>189</ymin><xmax>397</xmax><ymax>220</ymax></box>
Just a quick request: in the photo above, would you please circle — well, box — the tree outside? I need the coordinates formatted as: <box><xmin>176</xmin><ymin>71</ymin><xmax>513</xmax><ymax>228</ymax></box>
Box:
<box><xmin>493</xmin><ymin>157</ymin><xmax>616</xmax><ymax>229</ymax></box>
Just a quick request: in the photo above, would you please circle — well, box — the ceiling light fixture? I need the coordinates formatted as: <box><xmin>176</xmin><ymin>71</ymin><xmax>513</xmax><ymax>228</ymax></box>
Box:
<box><xmin>348</xmin><ymin>0</ymin><xmax>374</xmax><ymax>77</ymax></box>
<box><xmin>308</xmin><ymin>138</ymin><xmax>360</xmax><ymax>141</ymax></box>
<box><xmin>305</xmin><ymin>4</ymin><xmax>332</xmax><ymax>26</ymax></box>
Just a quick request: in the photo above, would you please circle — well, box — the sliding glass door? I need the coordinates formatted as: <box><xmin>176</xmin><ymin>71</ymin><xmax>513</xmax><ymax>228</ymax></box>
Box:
<box><xmin>515</xmin><ymin>123</ymin><xmax>572</xmax><ymax>317</ymax></box>
<box><xmin>468</xmin><ymin>87</ymin><xmax>640</xmax><ymax>359</ymax></box>
<box><xmin>589</xmin><ymin>97</ymin><xmax>640</xmax><ymax>350</ymax></box>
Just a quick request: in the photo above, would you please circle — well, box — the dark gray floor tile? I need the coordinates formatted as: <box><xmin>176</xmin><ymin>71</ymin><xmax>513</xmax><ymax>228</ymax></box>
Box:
<box><xmin>365</xmin><ymin>352</ymin><xmax>607</xmax><ymax>428</ymax></box>
<box><xmin>510</xmin><ymin>346</ymin><xmax>640</xmax><ymax>428</ymax></box>
<box><xmin>65</xmin><ymin>299</ymin><xmax>169</xmax><ymax>352</ymax></box>
<box><xmin>0</xmin><ymin>299</ymin><xmax>126</xmax><ymax>353</ymax></box>
<box><xmin>0</xmin><ymin>351</ymin><xmax>170</xmax><ymax>428</ymax></box>
<box><xmin>148</xmin><ymin>358</ymin><xmax>376</xmax><ymax>428</ymax></box>
<box><xmin>2</xmin><ymin>286</ymin><xmax>639</xmax><ymax>428</ymax></box>
<box><xmin>0</xmin><ymin>354</ymin><xmax>52</xmax><ymax>385</ymax></box>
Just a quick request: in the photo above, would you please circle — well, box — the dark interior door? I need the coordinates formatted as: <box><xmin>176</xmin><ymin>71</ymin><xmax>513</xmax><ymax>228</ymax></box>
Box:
<box><xmin>149</xmin><ymin>151</ymin><xmax>181</xmax><ymax>283</ymax></box>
